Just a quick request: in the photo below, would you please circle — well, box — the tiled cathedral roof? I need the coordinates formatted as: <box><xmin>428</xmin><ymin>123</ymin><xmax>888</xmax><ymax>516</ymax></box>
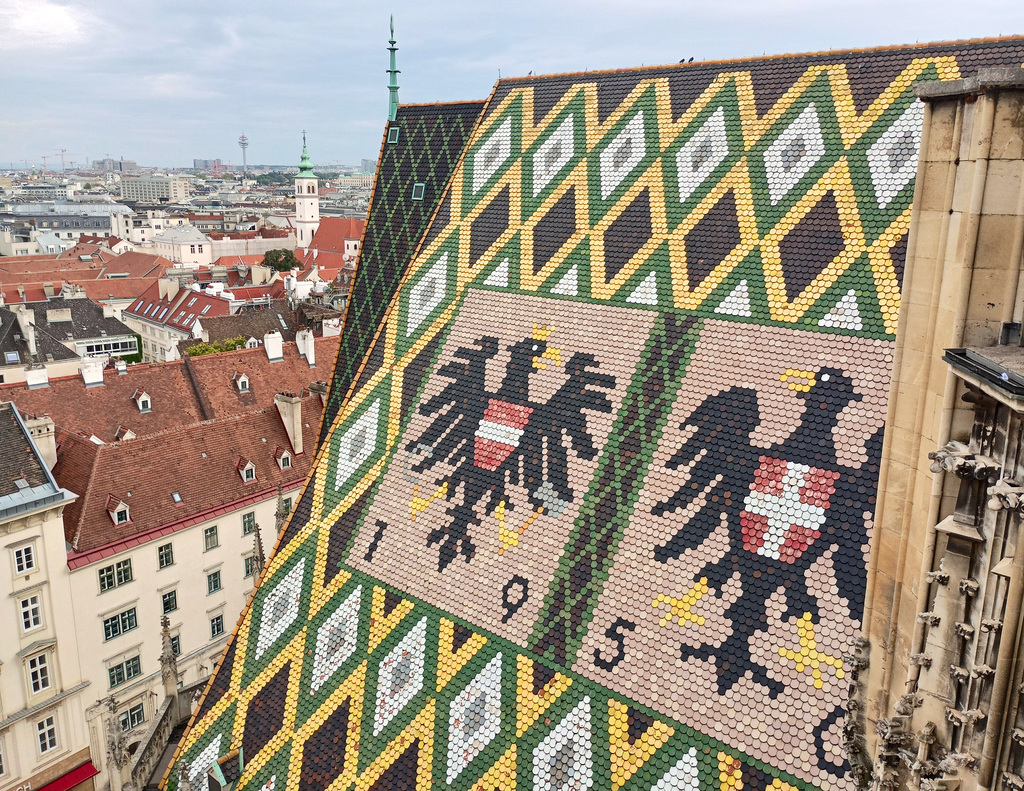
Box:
<box><xmin>318</xmin><ymin>101</ymin><xmax>486</xmax><ymax>445</ymax></box>
<box><xmin>167</xmin><ymin>38</ymin><xmax>1024</xmax><ymax>791</ymax></box>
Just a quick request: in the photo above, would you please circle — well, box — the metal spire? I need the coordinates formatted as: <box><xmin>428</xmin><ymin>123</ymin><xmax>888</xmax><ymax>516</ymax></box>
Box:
<box><xmin>387</xmin><ymin>15</ymin><xmax>400</xmax><ymax>122</ymax></box>
<box><xmin>297</xmin><ymin>131</ymin><xmax>315</xmax><ymax>176</ymax></box>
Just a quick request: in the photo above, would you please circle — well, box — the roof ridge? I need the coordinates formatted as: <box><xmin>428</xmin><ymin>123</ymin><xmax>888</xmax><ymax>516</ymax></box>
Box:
<box><xmin>398</xmin><ymin>100</ymin><xmax>488</xmax><ymax>108</ymax></box>
<box><xmin>85</xmin><ymin>403</ymin><xmax>282</xmax><ymax>449</ymax></box>
<box><xmin>496</xmin><ymin>34</ymin><xmax>1024</xmax><ymax>84</ymax></box>
<box><xmin>62</xmin><ymin>430</ymin><xmax>101</xmax><ymax>551</ymax></box>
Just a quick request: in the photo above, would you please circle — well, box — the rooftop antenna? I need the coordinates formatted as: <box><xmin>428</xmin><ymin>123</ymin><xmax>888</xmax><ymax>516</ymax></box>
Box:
<box><xmin>387</xmin><ymin>15</ymin><xmax>400</xmax><ymax>122</ymax></box>
<box><xmin>238</xmin><ymin>133</ymin><xmax>249</xmax><ymax>175</ymax></box>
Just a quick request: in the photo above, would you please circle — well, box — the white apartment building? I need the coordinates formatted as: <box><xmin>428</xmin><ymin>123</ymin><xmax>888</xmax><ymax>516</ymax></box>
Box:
<box><xmin>121</xmin><ymin>280</ymin><xmax>233</xmax><ymax>362</ymax></box>
<box><xmin>149</xmin><ymin>225</ymin><xmax>212</xmax><ymax>266</ymax></box>
<box><xmin>69</xmin><ymin>484</ymin><xmax>294</xmax><ymax>789</ymax></box>
<box><xmin>55</xmin><ymin>392</ymin><xmax>319</xmax><ymax>787</ymax></box>
<box><xmin>119</xmin><ymin>177</ymin><xmax>189</xmax><ymax>203</ymax></box>
<box><xmin>110</xmin><ymin>210</ymin><xmax>188</xmax><ymax>246</ymax></box>
<box><xmin>0</xmin><ymin>404</ymin><xmax>95</xmax><ymax>791</ymax></box>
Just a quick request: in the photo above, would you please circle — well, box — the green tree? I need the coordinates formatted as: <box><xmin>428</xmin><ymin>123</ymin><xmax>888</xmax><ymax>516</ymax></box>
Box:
<box><xmin>263</xmin><ymin>249</ymin><xmax>300</xmax><ymax>272</ymax></box>
<box><xmin>185</xmin><ymin>342</ymin><xmax>221</xmax><ymax>357</ymax></box>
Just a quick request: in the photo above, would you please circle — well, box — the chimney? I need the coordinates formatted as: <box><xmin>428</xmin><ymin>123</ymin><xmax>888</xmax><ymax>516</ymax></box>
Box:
<box><xmin>157</xmin><ymin>278</ymin><xmax>179</xmax><ymax>301</ymax></box>
<box><xmin>102</xmin><ymin>303</ymin><xmax>114</xmax><ymax>319</ymax></box>
<box><xmin>43</xmin><ymin>282</ymin><xmax>55</xmax><ymax>298</ymax></box>
<box><xmin>13</xmin><ymin>306</ymin><xmax>37</xmax><ymax>357</ymax></box>
<box><xmin>296</xmin><ymin>328</ymin><xmax>315</xmax><ymax>368</ymax></box>
<box><xmin>80</xmin><ymin>357</ymin><xmax>104</xmax><ymax>387</ymax></box>
<box><xmin>309</xmin><ymin>380</ymin><xmax>328</xmax><ymax>407</ymax></box>
<box><xmin>114</xmin><ymin>358</ymin><xmax>128</xmax><ymax>374</ymax></box>
<box><xmin>275</xmin><ymin>392</ymin><xmax>303</xmax><ymax>455</ymax></box>
<box><xmin>25</xmin><ymin>365</ymin><xmax>49</xmax><ymax>389</ymax></box>
<box><xmin>23</xmin><ymin>415</ymin><xmax>57</xmax><ymax>470</ymax></box>
<box><xmin>263</xmin><ymin>329</ymin><xmax>283</xmax><ymax>362</ymax></box>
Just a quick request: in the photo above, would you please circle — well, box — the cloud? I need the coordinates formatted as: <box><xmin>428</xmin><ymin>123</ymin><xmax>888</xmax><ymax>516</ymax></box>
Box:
<box><xmin>0</xmin><ymin>0</ymin><xmax>94</xmax><ymax>50</ymax></box>
<box><xmin>143</xmin><ymin>73</ymin><xmax>223</xmax><ymax>101</ymax></box>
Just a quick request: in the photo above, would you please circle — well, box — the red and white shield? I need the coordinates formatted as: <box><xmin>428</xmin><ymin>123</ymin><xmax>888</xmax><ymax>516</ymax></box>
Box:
<box><xmin>473</xmin><ymin>398</ymin><xmax>533</xmax><ymax>471</ymax></box>
<box><xmin>739</xmin><ymin>455</ymin><xmax>840</xmax><ymax>564</ymax></box>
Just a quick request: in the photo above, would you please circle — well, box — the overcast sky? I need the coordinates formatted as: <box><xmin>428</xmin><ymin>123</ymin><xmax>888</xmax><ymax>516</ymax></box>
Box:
<box><xmin>2</xmin><ymin>0</ymin><xmax>1023</xmax><ymax>170</ymax></box>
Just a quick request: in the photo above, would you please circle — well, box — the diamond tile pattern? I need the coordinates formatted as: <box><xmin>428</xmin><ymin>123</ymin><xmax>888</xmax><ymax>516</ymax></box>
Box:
<box><xmin>319</xmin><ymin>102</ymin><xmax>484</xmax><ymax>446</ymax></box>
<box><xmin>169</xmin><ymin>38</ymin><xmax>1024</xmax><ymax>791</ymax></box>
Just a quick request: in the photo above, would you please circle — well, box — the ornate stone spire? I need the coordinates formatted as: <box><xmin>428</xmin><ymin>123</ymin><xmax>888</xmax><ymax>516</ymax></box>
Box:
<box><xmin>387</xmin><ymin>16</ymin><xmax>400</xmax><ymax>122</ymax></box>
<box><xmin>253</xmin><ymin>517</ymin><xmax>267</xmax><ymax>580</ymax></box>
<box><xmin>274</xmin><ymin>483</ymin><xmax>289</xmax><ymax>532</ymax></box>
<box><xmin>159</xmin><ymin>614</ymin><xmax>179</xmax><ymax>690</ymax></box>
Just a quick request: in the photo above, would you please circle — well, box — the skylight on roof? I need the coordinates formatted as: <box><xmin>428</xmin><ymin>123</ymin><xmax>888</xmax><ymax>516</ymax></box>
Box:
<box><xmin>201</xmin><ymin>305</ymin><xmax>211</xmax><ymax>314</ymax></box>
<box><xmin>188</xmin><ymin>297</ymin><xmax>197</xmax><ymax>307</ymax></box>
<box><xmin>5</xmin><ymin>351</ymin><xmax>20</xmax><ymax>364</ymax></box>
<box><xmin>171</xmin><ymin>492</ymin><xmax>182</xmax><ymax>504</ymax></box>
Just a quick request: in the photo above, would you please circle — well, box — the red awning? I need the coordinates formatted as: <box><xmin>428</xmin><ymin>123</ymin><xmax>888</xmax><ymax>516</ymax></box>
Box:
<box><xmin>36</xmin><ymin>761</ymin><xmax>100</xmax><ymax>791</ymax></box>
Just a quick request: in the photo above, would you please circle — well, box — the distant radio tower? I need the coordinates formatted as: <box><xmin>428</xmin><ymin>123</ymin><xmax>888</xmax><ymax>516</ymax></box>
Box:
<box><xmin>238</xmin><ymin>133</ymin><xmax>249</xmax><ymax>173</ymax></box>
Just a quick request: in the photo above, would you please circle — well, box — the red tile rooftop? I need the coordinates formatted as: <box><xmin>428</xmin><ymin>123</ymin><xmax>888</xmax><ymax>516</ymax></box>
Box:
<box><xmin>56</xmin><ymin>395</ymin><xmax>320</xmax><ymax>554</ymax></box>
<box><xmin>307</xmin><ymin>217</ymin><xmax>365</xmax><ymax>255</ymax></box>
<box><xmin>1</xmin><ymin>335</ymin><xmax>338</xmax><ymax>442</ymax></box>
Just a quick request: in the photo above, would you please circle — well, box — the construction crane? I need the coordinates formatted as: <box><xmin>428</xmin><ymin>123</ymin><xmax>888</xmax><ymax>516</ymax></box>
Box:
<box><xmin>54</xmin><ymin>149</ymin><xmax>68</xmax><ymax>173</ymax></box>
<box><xmin>40</xmin><ymin>155</ymin><xmax>50</xmax><ymax>174</ymax></box>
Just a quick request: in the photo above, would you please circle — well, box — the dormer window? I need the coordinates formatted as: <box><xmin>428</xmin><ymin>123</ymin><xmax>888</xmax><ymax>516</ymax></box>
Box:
<box><xmin>132</xmin><ymin>390</ymin><xmax>152</xmax><ymax>413</ymax></box>
<box><xmin>237</xmin><ymin>459</ymin><xmax>256</xmax><ymax>483</ymax></box>
<box><xmin>275</xmin><ymin>447</ymin><xmax>293</xmax><ymax>470</ymax></box>
<box><xmin>233</xmin><ymin>372</ymin><xmax>250</xmax><ymax>392</ymax></box>
<box><xmin>114</xmin><ymin>426</ymin><xmax>136</xmax><ymax>442</ymax></box>
<box><xmin>107</xmin><ymin>496</ymin><xmax>130</xmax><ymax>525</ymax></box>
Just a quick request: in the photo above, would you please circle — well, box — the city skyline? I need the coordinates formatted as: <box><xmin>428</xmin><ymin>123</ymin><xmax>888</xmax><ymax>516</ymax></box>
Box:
<box><xmin>2</xmin><ymin>0</ymin><xmax>1024</xmax><ymax>168</ymax></box>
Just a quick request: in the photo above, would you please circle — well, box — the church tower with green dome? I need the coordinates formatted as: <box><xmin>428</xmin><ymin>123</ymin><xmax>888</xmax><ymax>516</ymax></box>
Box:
<box><xmin>294</xmin><ymin>132</ymin><xmax>319</xmax><ymax>249</ymax></box>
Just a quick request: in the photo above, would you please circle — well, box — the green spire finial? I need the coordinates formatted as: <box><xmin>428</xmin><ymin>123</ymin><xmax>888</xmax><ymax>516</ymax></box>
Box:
<box><xmin>387</xmin><ymin>16</ymin><xmax>400</xmax><ymax>122</ymax></box>
<box><xmin>297</xmin><ymin>130</ymin><xmax>315</xmax><ymax>177</ymax></box>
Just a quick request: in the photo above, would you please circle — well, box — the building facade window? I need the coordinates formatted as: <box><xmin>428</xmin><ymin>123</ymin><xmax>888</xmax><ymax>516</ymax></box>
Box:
<box><xmin>28</xmin><ymin>653</ymin><xmax>50</xmax><ymax>693</ymax></box>
<box><xmin>207</xmin><ymin>570</ymin><xmax>222</xmax><ymax>594</ymax></box>
<box><xmin>13</xmin><ymin>543</ymin><xmax>36</xmax><ymax>574</ymax></box>
<box><xmin>98</xmin><ymin>559</ymin><xmax>133</xmax><ymax>592</ymax></box>
<box><xmin>103</xmin><ymin>607</ymin><xmax>138</xmax><ymax>641</ymax></box>
<box><xmin>20</xmin><ymin>594</ymin><xmax>42</xmax><ymax>631</ymax></box>
<box><xmin>170</xmin><ymin>634</ymin><xmax>181</xmax><ymax>655</ymax></box>
<box><xmin>36</xmin><ymin>716</ymin><xmax>57</xmax><ymax>754</ymax></box>
<box><xmin>242</xmin><ymin>511</ymin><xmax>256</xmax><ymax>535</ymax></box>
<box><xmin>283</xmin><ymin>497</ymin><xmax>293</xmax><ymax>514</ymax></box>
<box><xmin>210</xmin><ymin>614</ymin><xmax>224</xmax><ymax>638</ymax></box>
<box><xmin>244</xmin><ymin>555</ymin><xmax>257</xmax><ymax>578</ymax></box>
<box><xmin>162</xmin><ymin>590</ymin><xmax>178</xmax><ymax>614</ymax></box>
<box><xmin>0</xmin><ymin>736</ymin><xmax>6</xmax><ymax>776</ymax></box>
<box><xmin>119</xmin><ymin>703</ymin><xmax>145</xmax><ymax>732</ymax></box>
<box><xmin>108</xmin><ymin>656</ymin><xmax>141</xmax><ymax>688</ymax></box>
<box><xmin>203</xmin><ymin>525</ymin><xmax>219</xmax><ymax>551</ymax></box>
<box><xmin>158</xmin><ymin>543</ymin><xmax>174</xmax><ymax>568</ymax></box>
